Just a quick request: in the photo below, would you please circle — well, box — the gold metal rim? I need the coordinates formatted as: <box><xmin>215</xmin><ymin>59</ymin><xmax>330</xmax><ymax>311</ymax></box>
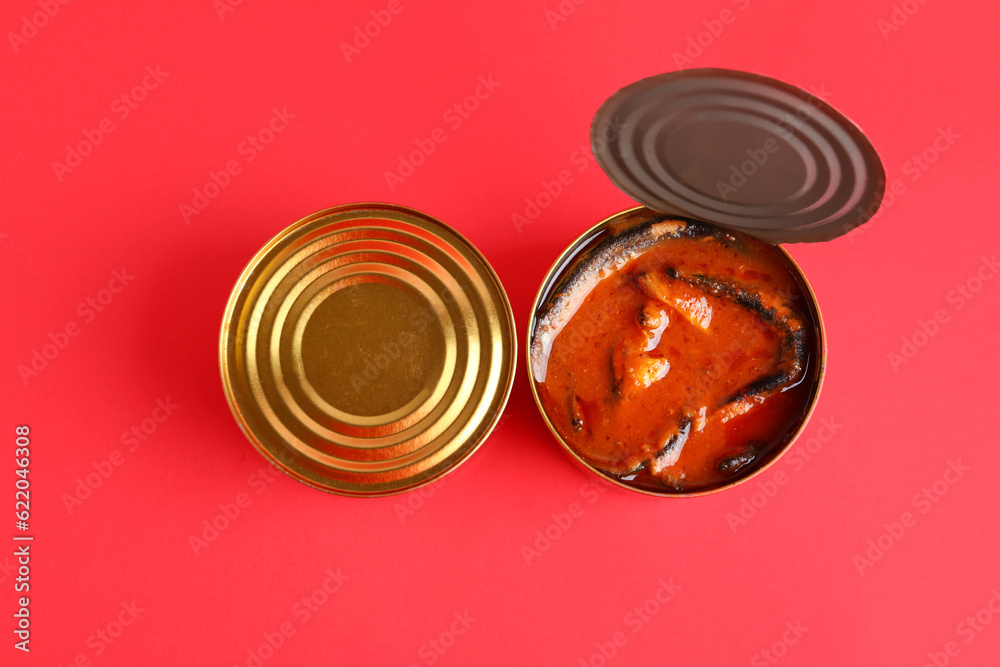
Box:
<box><xmin>525</xmin><ymin>206</ymin><xmax>827</xmax><ymax>497</ymax></box>
<box><xmin>221</xmin><ymin>203</ymin><xmax>516</xmax><ymax>497</ymax></box>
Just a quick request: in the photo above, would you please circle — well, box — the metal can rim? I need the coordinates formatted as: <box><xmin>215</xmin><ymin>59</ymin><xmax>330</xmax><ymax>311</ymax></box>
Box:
<box><xmin>525</xmin><ymin>205</ymin><xmax>827</xmax><ymax>497</ymax></box>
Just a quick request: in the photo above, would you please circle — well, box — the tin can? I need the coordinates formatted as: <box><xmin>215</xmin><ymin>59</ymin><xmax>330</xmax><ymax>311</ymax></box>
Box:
<box><xmin>219</xmin><ymin>203</ymin><xmax>516</xmax><ymax>496</ymax></box>
<box><xmin>525</xmin><ymin>69</ymin><xmax>883</xmax><ymax>495</ymax></box>
<box><xmin>526</xmin><ymin>207</ymin><xmax>827</xmax><ymax>496</ymax></box>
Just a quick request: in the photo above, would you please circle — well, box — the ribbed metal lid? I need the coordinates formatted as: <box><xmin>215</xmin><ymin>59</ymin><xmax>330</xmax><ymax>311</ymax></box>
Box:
<box><xmin>591</xmin><ymin>68</ymin><xmax>886</xmax><ymax>243</ymax></box>
<box><xmin>220</xmin><ymin>204</ymin><xmax>516</xmax><ymax>496</ymax></box>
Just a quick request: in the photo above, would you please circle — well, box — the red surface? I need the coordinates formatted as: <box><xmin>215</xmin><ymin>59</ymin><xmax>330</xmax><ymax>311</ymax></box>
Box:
<box><xmin>2</xmin><ymin>1</ymin><xmax>998</xmax><ymax>665</ymax></box>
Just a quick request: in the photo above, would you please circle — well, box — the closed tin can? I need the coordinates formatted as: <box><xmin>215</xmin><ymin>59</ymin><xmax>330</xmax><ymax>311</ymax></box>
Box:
<box><xmin>220</xmin><ymin>203</ymin><xmax>516</xmax><ymax>496</ymax></box>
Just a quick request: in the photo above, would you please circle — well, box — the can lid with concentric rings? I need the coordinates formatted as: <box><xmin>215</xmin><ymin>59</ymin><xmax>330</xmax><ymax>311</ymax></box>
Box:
<box><xmin>219</xmin><ymin>203</ymin><xmax>516</xmax><ymax>496</ymax></box>
<box><xmin>590</xmin><ymin>68</ymin><xmax>886</xmax><ymax>244</ymax></box>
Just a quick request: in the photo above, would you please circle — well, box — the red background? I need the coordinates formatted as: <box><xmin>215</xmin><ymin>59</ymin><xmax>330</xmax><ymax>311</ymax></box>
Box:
<box><xmin>3</xmin><ymin>0</ymin><xmax>999</xmax><ymax>665</ymax></box>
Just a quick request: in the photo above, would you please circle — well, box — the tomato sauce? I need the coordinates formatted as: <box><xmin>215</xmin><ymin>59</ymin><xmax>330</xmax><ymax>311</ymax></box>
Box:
<box><xmin>531</xmin><ymin>216</ymin><xmax>820</xmax><ymax>493</ymax></box>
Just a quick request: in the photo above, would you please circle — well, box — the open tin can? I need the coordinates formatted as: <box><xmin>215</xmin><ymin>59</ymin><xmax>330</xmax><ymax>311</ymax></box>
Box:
<box><xmin>220</xmin><ymin>68</ymin><xmax>884</xmax><ymax>497</ymax></box>
<box><xmin>528</xmin><ymin>69</ymin><xmax>884</xmax><ymax>496</ymax></box>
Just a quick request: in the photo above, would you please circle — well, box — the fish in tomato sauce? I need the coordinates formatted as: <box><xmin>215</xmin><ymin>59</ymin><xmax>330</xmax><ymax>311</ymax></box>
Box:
<box><xmin>530</xmin><ymin>215</ymin><xmax>821</xmax><ymax>493</ymax></box>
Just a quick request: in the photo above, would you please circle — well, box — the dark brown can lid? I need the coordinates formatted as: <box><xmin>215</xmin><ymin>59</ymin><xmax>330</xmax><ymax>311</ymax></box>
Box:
<box><xmin>591</xmin><ymin>68</ymin><xmax>886</xmax><ymax>243</ymax></box>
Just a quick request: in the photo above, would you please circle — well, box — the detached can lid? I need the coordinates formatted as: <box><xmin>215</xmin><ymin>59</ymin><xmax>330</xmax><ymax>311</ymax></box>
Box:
<box><xmin>591</xmin><ymin>68</ymin><xmax>886</xmax><ymax>243</ymax></box>
<box><xmin>220</xmin><ymin>204</ymin><xmax>516</xmax><ymax>497</ymax></box>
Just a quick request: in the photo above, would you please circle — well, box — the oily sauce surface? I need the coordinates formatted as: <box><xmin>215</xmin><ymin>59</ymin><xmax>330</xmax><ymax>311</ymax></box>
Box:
<box><xmin>533</xmin><ymin>221</ymin><xmax>819</xmax><ymax>493</ymax></box>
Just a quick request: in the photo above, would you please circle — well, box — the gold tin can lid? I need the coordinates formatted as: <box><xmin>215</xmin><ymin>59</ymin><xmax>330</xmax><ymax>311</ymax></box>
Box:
<box><xmin>220</xmin><ymin>203</ymin><xmax>516</xmax><ymax>496</ymax></box>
